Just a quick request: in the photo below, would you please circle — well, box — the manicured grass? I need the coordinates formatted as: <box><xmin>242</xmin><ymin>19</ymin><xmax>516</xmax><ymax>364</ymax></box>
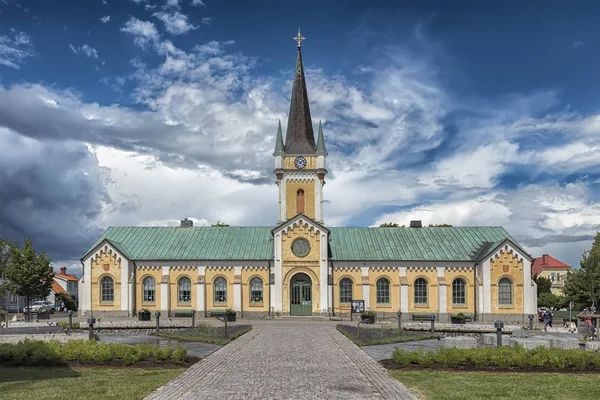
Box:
<box><xmin>0</xmin><ymin>366</ymin><xmax>185</xmax><ymax>400</ymax></box>
<box><xmin>155</xmin><ymin>323</ymin><xmax>252</xmax><ymax>345</ymax></box>
<box><xmin>337</xmin><ymin>324</ymin><xmax>438</xmax><ymax>346</ymax></box>
<box><xmin>390</xmin><ymin>370</ymin><xmax>600</xmax><ymax>400</ymax></box>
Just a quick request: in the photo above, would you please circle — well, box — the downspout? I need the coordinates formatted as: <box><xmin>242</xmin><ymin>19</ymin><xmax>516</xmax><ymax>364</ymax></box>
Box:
<box><xmin>132</xmin><ymin>261</ymin><xmax>138</xmax><ymax>317</ymax></box>
<box><xmin>203</xmin><ymin>276</ymin><xmax>207</xmax><ymax>318</ymax></box>
<box><xmin>331</xmin><ymin>261</ymin><xmax>335</xmax><ymax>317</ymax></box>
<box><xmin>268</xmin><ymin>259</ymin><xmax>272</xmax><ymax>319</ymax></box>
<box><xmin>474</xmin><ymin>262</ymin><xmax>478</xmax><ymax>322</ymax></box>
<box><xmin>240</xmin><ymin>274</ymin><xmax>244</xmax><ymax>319</ymax></box>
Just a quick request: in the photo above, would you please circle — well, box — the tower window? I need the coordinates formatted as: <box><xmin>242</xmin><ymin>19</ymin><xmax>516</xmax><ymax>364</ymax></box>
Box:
<box><xmin>297</xmin><ymin>189</ymin><xmax>305</xmax><ymax>213</ymax></box>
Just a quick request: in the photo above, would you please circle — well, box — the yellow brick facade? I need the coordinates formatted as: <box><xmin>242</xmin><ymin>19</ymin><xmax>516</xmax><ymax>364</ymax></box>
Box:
<box><xmin>369</xmin><ymin>269</ymin><xmax>400</xmax><ymax>313</ymax></box>
<box><xmin>490</xmin><ymin>249</ymin><xmax>525</xmax><ymax>315</ymax></box>
<box><xmin>90</xmin><ymin>248</ymin><xmax>122</xmax><ymax>312</ymax></box>
<box><xmin>136</xmin><ymin>269</ymin><xmax>162</xmax><ymax>311</ymax></box>
<box><xmin>332</xmin><ymin>269</ymin><xmax>362</xmax><ymax>314</ymax></box>
<box><xmin>281</xmin><ymin>222</ymin><xmax>323</xmax><ymax>313</ymax></box>
<box><xmin>241</xmin><ymin>269</ymin><xmax>270</xmax><ymax>313</ymax></box>
<box><xmin>407</xmin><ymin>269</ymin><xmax>438</xmax><ymax>313</ymax></box>
<box><xmin>285</xmin><ymin>179</ymin><xmax>315</xmax><ymax>220</ymax></box>
<box><xmin>284</xmin><ymin>156</ymin><xmax>316</xmax><ymax>169</ymax></box>
<box><xmin>444</xmin><ymin>269</ymin><xmax>475</xmax><ymax>314</ymax></box>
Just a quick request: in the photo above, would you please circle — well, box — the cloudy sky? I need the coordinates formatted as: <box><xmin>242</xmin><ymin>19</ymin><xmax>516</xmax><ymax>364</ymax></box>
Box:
<box><xmin>1</xmin><ymin>0</ymin><xmax>599</xmax><ymax>275</ymax></box>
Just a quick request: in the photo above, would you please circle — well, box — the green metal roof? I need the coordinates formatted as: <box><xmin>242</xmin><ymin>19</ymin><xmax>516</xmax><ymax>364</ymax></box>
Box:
<box><xmin>84</xmin><ymin>226</ymin><xmax>273</xmax><ymax>261</ymax></box>
<box><xmin>84</xmin><ymin>225</ymin><xmax>519</xmax><ymax>262</ymax></box>
<box><xmin>329</xmin><ymin>226</ymin><xmax>515</xmax><ymax>261</ymax></box>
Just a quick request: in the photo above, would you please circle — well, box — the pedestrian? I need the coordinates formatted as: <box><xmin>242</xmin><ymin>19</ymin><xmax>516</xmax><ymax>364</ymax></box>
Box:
<box><xmin>543</xmin><ymin>309</ymin><xmax>553</xmax><ymax>331</ymax></box>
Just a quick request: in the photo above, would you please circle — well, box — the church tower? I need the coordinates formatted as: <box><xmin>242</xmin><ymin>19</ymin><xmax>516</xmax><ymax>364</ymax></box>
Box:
<box><xmin>274</xmin><ymin>29</ymin><xmax>327</xmax><ymax>224</ymax></box>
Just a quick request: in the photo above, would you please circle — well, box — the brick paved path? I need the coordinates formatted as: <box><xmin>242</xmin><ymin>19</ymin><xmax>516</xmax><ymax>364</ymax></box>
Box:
<box><xmin>145</xmin><ymin>321</ymin><xmax>415</xmax><ymax>400</ymax></box>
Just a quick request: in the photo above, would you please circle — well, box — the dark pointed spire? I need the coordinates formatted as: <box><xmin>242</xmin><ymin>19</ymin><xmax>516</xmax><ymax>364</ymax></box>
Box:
<box><xmin>284</xmin><ymin>31</ymin><xmax>317</xmax><ymax>155</ymax></box>
<box><xmin>273</xmin><ymin>120</ymin><xmax>284</xmax><ymax>156</ymax></box>
<box><xmin>316</xmin><ymin>120</ymin><xmax>327</xmax><ymax>156</ymax></box>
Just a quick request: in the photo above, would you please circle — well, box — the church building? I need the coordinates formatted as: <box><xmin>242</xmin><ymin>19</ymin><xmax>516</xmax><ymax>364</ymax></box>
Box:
<box><xmin>79</xmin><ymin>33</ymin><xmax>537</xmax><ymax>323</ymax></box>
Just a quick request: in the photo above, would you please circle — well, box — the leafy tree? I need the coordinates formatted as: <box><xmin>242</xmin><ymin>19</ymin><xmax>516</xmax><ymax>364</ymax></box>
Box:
<box><xmin>428</xmin><ymin>223</ymin><xmax>453</xmax><ymax>227</ymax></box>
<box><xmin>1</xmin><ymin>238</ymin><xmax>53</xmax><ymax>320</ymax></box>
<box><xmin>55</xmin><ymin>292</ymin><xmax>77</xmax><ymax>311</ymax></box>
<box><xmin>0</xmin><ymin>238</ymin><xmax>16</xmax><ymax>277</ymax></box>
<box><xmin>563</xmin><ymin>231</ymin><xmax>600</xmax><ymax>309</ymax></box>
<box><xmin>211</xmin><ymin>221</ymin><xmax>230</xmax><ymax>227</ymax></box>
<box><xmin>379</xmin><ymin>222</ymin><xmax>402</xmax><ymax>227</ymax></box>
<box><xmin>532</xmin><ymin>274</ymin><xmax>552</xmax><ymax>296</ymax></box>
<box><xmin>537</xmin><ymin>292</ymin><xmax>565</xmax><ymax>310</ymax></box>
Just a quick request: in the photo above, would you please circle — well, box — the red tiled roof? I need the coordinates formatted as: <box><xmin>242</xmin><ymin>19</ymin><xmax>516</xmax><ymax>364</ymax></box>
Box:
<box><xmin>532</xmin><ymin>254</ymin><xmax>573</xmax><ymax>276</ymax></box>
<box><xmin>51</xmin><ymin>281</ymin><xmax>68</xmax><ymax>295</ymax></box>
<box><xmin>54</xmin><ymin>273</ymin><xmax>79</xmax><ymax>282</ymax></box>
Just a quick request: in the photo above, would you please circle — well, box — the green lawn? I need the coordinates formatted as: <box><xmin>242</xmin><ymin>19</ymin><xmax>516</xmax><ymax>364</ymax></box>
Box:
<box><xmin>337</xmin><ymin>324</ymin><xmax>437</xmax><ymax>346</ymax></box>
<box><xmin>0</xmin><ymin>366</ymin><xmax>185</xmax><ymax>400</ymax></box>
<box><xmin>391</xmin><ymin>370</ymin><xmax>600</xmax><ymax>400</ymax></box>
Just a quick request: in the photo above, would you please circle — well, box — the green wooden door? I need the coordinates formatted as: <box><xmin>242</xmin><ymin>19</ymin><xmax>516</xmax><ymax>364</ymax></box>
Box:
<box><xmin>290</xmin><ymin>273</ymin><xmax>312</xmax><ymax>316</ymax></box>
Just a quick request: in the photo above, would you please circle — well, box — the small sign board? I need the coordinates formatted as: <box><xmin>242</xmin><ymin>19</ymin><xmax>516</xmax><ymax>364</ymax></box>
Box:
<box><xmin>351</xmin><ymin>300</ymin><xmax>365</xmax><ymax>314</ymax></box>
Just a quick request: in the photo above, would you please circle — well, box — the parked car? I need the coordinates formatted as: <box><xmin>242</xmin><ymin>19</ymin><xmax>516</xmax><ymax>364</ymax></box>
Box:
<box><xmin>23</xmin><ymin>301</ymin><xmax>55</xmax><ymax>314</ymax></box>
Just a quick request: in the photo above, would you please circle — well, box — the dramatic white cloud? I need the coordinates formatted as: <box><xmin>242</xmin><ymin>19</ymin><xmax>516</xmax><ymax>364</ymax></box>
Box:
<box><xmin>100</xmin><ymin>15</ymin><xmax>110</xmax><ymax>23</ymax></box>
<box><xmin>0</xmin><ymin>29</ymin><xmax>33</xmax><ymax>69</ymax></box>
<box><xmin>121</xmin><ymin>17</ymin><xmax>160</xmax><ymax>49</ymax></box>
<box><xmin>154</xmin><ymin>11</ymin><xmax>197</xmax><ymax>35</ymax></box>
<box><xmin>69</xmin><ymin>44</ymin><xmax>99</xmax><ymax>59</ymax></box>
<box><xmin>1</xmin><ymin>22</ymin><xmax>599</xmax><ymax>274</ymax></box>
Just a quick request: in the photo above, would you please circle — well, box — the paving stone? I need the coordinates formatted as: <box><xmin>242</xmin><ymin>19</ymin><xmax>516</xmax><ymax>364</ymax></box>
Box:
<box><xmin>442</xmin><ymin>336</ymin><xmax>477</xmax><ymax>349</ymax></box>
<box><xmin>144</xmin><ymin>321</ymin><xmax>415</xmax><ymax>400</ymax></box>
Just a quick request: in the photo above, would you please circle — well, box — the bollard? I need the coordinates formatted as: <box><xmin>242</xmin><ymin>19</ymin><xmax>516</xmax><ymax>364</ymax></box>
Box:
<box><xmin>397</xmin><ymin>311</ymin><xmax>402</xmax><ymax>330</ymax></box>
<box><xmin>87</xmin><ymin>317</ymin><xmax>96</xmax><ymax>341</ymax></box>
<box><xmin>192</xmin><ymin>311</ymin><xmax>196</xmax><ymax>328</ymax></box>
<box><xmin>224</xmin><ymin>320</ymin><xmax>228</xmax><ymax>340</ymax></box>
<box><xmin>528</xmin><ymin>314</ymin><xmax>534</xmax><ymax>330</ymax></box>
<box><xmin>155</xmin><ymin>311</ymin><xmax>161</xmax><ymax>334</ymax></box>
<box><xmin>495</xmin><ymin>320</ymin><xmax>504</xmax><ymax>347</ymax></box>
<box><xmin>68</xmin><ymin>310</ymin><xmax>73</xmax><ymax>330</ymax></box>
<box><xmin>430</xmin><ymin>313</ymin><xmax>436</xmax><ymax>333</ymax></box>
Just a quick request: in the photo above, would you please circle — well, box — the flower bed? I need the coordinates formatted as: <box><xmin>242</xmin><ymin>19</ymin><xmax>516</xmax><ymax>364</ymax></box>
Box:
<box><xmin>336</xmin><ymin>324</ymin><xmax>438</xmax><ymax>346</ymax></box>
<box><xmin>154</xmin><ymin>323</ymin><xmax>252</xmax><ymax>345</ymax></box>
<box><xmin>0</xmin><ymin>339</ymin><xmax>187</xmax><ymax>366</ymax></box>
<box><xmin>391</xmin><ymin>346</ymin><xmax>600</xmax><ymax>371</ymax></box>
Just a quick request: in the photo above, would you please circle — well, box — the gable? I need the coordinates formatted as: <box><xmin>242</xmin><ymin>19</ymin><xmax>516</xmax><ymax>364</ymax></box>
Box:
<box><xmin>272</xmin><ymin>213</ymin><xmax>329</xmax><ymax>235</ymax></box>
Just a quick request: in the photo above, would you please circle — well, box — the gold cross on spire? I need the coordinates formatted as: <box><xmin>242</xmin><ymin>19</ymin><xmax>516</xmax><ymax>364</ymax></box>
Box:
<box><xmin>293</xmin><ymin>27</ymin><xmax>305</xmax><ymax>48</ymax></box>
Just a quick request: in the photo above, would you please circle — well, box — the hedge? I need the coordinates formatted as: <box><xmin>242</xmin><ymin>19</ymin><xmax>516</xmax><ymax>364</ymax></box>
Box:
<box><xmin>0</xmin><ymin>339</ymin><xmax>187</xmax><ymax>366</ymax></box>
<box><xmin>392</xmin><ymin>346</ymin><xmax>600</xmax><ymax>371</ymax></box>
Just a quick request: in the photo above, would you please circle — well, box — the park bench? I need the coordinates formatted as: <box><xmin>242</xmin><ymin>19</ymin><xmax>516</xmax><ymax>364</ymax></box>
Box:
<box><xmin>451</xmin><ymin>313</ymin><xmax>474</xmax><ymax>322</ymax></box>
<box><xmin>172</xmin><ymin>309</ymin><xmax>195</xmax><ymax>318</ymax></box>
<box><xmin>208</xmin><ymin>309</ymin><xmax>227</xmax><ymax>318</ymax></box>
<box><xmin>412</xmin><ymin>312</ymin><xmax>432</xmax><ymax>321</ymax></box>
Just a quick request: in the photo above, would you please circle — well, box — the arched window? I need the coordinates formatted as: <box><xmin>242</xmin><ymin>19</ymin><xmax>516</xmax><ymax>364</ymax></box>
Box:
<box><xmin>297</xmin><ymin>189</ymin><xmax>305</xmax><ymax>213</ymax></box>
<box><xmin>498</xmin><ymin>278</ymin><xmax>512</xmax><ymax>305</ymax></box>
<box><xmin>452</xmin><ymin>278</ymin><xmax>466</xmax><ymax>305</ymax></box>
<box><xmin>142</xmin><ymin>277</ymin><xmax>156</xmax><ymax>303</ymax></box>
<box><xmin>339</xmin><ymin>278</ymin><xmax>353</xmax><ymax>304</ymax></box>
<box><xmin>178</xmin><ymin>277</ymin><xmax>191</xmax><ymax>303</ymax></box>
<box><xmin>214</xmin><ymin>277</ymin><xmax>227</xmax><ymax>303</ymax></box>
<box><xmin>376</xmin><ymin>278</ymin><xmax>390</xmax><ymax>304</ymax></box>
<box><xmin>100</xmin><ymin>276</ymin><xmax>114</xmax><ymax>302</ymax></box>
<box><xmin>414</xmin><ymin>278</ymin><xmax>428</xmax><ymax>305</ymax></box>
<box><xmin>250</xmin><ymin>277</ymin><xmax>263</xmax><ymax>303</ymax></box>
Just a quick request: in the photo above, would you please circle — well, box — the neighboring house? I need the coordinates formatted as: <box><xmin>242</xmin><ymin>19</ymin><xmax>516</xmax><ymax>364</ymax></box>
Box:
<box><xmin>78</xmin><ymin>42</ymin><xmax>537</xmax><ymax>323</ymax></box>
<box><xmin>53</xmin><ymin>266</ymin><xmax>79</xmax><ymax>304</ymax></box>
<box><xmin>532</xmin><ymin>254</ymin><xmax>573</xmax><ymax>295</ymax></box>
<box><xmin>1</xmin><ymin>266</ymin><xmax>79</xmax><ymax>312</ymax></box>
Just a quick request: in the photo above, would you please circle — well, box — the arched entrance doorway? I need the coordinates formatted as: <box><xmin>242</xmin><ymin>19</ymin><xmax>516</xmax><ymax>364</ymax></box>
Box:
<box><xmin>290</xmin><ymin>273</ymin><xmax>312</xmax><ymax>316</ymax></box>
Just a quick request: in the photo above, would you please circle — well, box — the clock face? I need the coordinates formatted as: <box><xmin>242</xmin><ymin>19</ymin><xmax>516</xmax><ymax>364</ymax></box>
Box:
<box><xmin>291</xmin><ymin>238</ymin><xmax>310</xmax><ymax>257</ymax></box>
<box><xmin>294</xmin><ymin>156</ymin><xmax>307</xmax><ymax>169</ymax></box>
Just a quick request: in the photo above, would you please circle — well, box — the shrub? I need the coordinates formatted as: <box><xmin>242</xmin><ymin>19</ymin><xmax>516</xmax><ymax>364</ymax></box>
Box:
<box><xmin>0</xmin><ymin>339</ymin><xmax>187</xmax><ymax>366</ymax></box>
<box><xmin>155</xmin><ymin>323</ymin><xmax>252</xmax><ymax>345</ymax></box>
<box><xmin>391</xmin><ymin>346</ymin><xmax>600</xmax><ymax>371</ymax></box>
<box><xmin>336</xmin><ymin>324</ymin><xmax>437</xmax><ymax>346</ymax></box>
